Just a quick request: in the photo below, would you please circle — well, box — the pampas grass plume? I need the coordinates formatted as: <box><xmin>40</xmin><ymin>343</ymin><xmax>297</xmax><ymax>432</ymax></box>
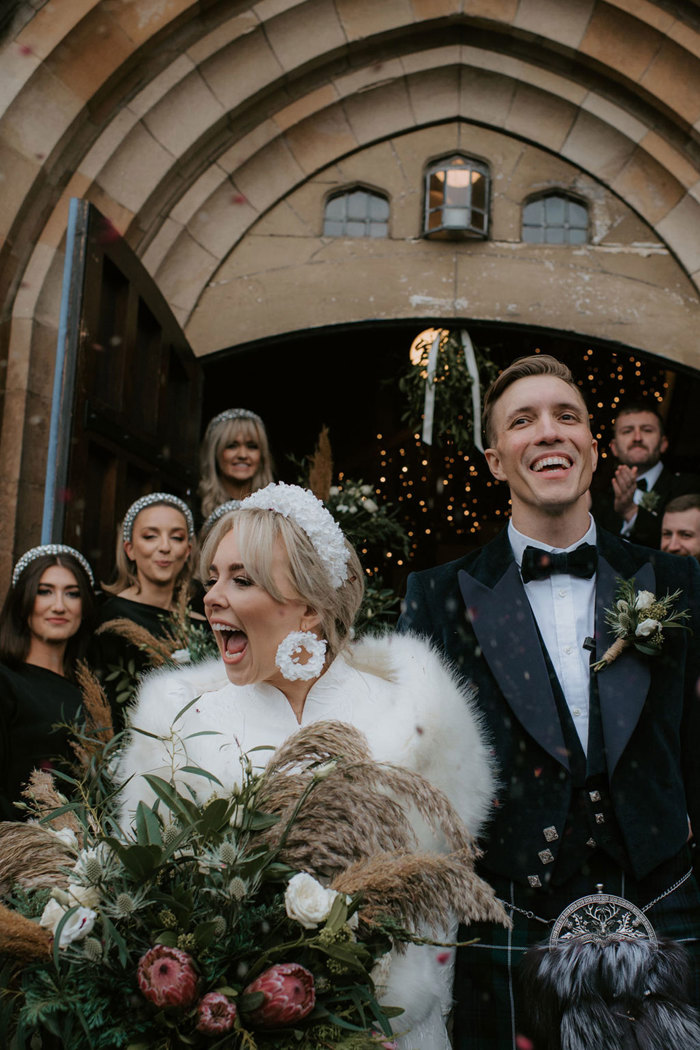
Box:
<box><xmin>308</xmin><ymin>425</ymin><xmax>333</xmax><ymax>502</ymax></box>
<box><xmin>0</xmin><ymin>902</ymin><xmax>52</xmax><ymax>961</ymax></box>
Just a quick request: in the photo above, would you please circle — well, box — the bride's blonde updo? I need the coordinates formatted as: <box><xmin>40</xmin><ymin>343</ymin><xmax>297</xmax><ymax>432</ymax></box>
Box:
<box><xmin>201</xmin><ymin>503</ymin><xmax>364</xmax><ymax>662</ymax></box>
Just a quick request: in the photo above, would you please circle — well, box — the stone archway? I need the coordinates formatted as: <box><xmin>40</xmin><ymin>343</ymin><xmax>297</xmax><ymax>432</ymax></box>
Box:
<box><xmin>2</xmin><ymin>1</ymin><xmax>700</xmax><ymax>572</ymax></box>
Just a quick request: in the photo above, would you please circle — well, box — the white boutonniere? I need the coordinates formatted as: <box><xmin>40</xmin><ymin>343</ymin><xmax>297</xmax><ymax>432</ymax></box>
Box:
<box><xmin>592</xmin><ymin>578</ymin><xmax>690</xmax><ymax>672</ymax></box>
<box><xmin>638</xmin><ymin>489</ymin><xmax>661</xmax><ymax>514</ymax></box>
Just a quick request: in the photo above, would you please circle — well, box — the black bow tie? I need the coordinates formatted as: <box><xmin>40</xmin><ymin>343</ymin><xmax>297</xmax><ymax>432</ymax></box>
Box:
<box><xmin>521</xmin><ymin>543</ymin><xmax>598</xmax><ymax>583</ymax></box>
<box><xmin>636</xmin><ymin>478</ymin><xmax>648</xmax><ymax>492</ymax></box>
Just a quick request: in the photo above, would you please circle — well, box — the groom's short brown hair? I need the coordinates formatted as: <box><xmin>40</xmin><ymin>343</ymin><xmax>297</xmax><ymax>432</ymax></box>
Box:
<box><xmin>481</xmin><ymin>354</ymin><xmax>587</xmax><ymax>447</ymax></box>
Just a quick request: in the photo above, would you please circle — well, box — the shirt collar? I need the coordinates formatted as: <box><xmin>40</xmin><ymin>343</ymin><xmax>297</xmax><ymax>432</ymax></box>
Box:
<box><xmin>508</xmin><ymin>514</ymin><xmax>597</xmax><ymax>568</ymax></box>
<box><xmin>635</xmin><ymin>460</ymin><xmax>663</xmax><ymax>489</ymax></box>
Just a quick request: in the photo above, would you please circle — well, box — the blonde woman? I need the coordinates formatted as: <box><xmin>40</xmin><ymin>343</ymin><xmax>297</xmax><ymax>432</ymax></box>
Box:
<box><xmin>198</xmin><ymin>408</ymin><xmax>274</xmax><ymax>520</ymax></box>
<box><xmin>90</xmin><ymin>493</ymin><xmax>196</xmax><ymax>726</ymax></box>
<box><xmin>117</xmin><ymin>483</ymin><xmax>496</xmax><ymax>1049</ymax></box>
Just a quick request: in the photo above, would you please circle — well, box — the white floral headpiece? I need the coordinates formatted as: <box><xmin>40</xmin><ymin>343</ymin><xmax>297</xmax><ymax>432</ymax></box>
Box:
<box><xmin>205</xmin><ymin>408</ymin><xmax>264</xmax><ymax>436</ymax></box>
<box><xmin>242</xmin><ymin>483</ymin><xmax>350</xmax><ymax>588</ymax></box>
<box><xmin>12</xmin><ymin>544</ymin><xmax>95</xmax><ymax>588</ymax></box>
<box><xmin>122</xmin><ymin>493</ymin><xmax>194</xmax><ymax>543</ymax></box>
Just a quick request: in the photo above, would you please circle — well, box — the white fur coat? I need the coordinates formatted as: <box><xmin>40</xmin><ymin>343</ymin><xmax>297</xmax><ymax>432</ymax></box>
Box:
<box><xmin>115</xmin><ymin>632</ymin><xmax>496</xmax><ymax>1048</ymax></box>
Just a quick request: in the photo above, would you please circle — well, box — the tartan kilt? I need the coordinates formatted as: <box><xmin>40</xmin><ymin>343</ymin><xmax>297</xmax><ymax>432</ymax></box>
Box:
<box><xmin>451</xmin><ymin>850</ymin><xmax>700</xmax><ymax>1050</ymax></box>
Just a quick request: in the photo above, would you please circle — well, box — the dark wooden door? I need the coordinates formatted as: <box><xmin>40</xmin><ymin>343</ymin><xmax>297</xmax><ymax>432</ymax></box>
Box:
<box><xmin>43</xmin><ymin>199</ymin><xmax>202</xmax><ymax>583</ymax></box>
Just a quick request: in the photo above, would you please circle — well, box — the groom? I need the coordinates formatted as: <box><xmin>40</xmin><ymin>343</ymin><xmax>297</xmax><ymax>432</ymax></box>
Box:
<box><xmin>399</xmin><ymin>354</ymin><xmax>700</xmax><ymax>1048</ymax></box>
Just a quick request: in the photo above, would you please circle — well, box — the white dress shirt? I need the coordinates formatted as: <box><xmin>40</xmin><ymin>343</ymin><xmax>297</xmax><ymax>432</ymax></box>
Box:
<box><xmin>508</xmin><ymin>517</ymin><xmax>597</xmax><ymax>752</ymax></box>
<box><xmin>620</xmin><ymin>460</ymin><xmax>664</xmax><ymax>536</ymax></box>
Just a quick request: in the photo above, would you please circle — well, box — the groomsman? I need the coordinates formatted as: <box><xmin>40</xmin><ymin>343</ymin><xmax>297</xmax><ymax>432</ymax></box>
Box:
<box><xmin>592</xmin><ymin>399</ymin><xmax>700</xmax><ymax>548</ymax></box>
<box><xmin>399</xmin><ymin>354</ymin><xmax>700</xmax><ymax>1049</ymax></box>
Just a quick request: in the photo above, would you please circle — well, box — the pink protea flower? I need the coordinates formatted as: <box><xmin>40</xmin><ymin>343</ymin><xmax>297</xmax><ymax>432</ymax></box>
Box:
<box><xmin>243</xmin><ymin>962</ymin><xmax>315</xmax><ymax>1026</ymax></box>
<box><xmin>196</xmin><ymin>992</ymin><xmax>237</xmax><ymax>1034</ymax></box>
<box><xmin>137</xmin><ymin>945</ymin><xmax>198</xmax><ymax>1009</ymax></box>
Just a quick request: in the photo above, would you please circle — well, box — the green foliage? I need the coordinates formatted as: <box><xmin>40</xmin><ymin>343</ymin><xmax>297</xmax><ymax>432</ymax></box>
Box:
<box><xmin>593</xmin><ymin>577</ymin><xmax>691</xmax><ymax>670</ymax></box>
<box><xmin>397</xmin><ymin>329</ymin><xmax>498</xmax><ymax>449</ymax></box>
<box><xmin>2</xmin><ymin>758</ymin><xmax>401</xmax><ymax>1050</ymax></box>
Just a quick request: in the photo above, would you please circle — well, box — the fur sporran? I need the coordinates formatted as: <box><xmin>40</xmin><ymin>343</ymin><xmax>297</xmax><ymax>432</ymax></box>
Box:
<box><xmin>521</xmin><ymin>901</ymin><xmax>700</xmax><ymax>1050</ymax></box>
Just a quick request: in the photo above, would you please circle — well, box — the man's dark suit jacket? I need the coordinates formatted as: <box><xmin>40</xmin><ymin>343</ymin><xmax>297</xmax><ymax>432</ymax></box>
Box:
<box><xmin>592</xmin><ymin>465</ymin><xmax>700</xmax><ymax>548</ymax></box>
<box><xmin>399</xmin><ymin>527</ymin><xmax>700</xmax><ymax>890</ymax></box>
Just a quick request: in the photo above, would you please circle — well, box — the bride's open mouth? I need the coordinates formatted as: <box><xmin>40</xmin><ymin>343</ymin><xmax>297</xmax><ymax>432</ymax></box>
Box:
<box><xmin>211</xmin><ymin>622</ymin><xmax>248</xmax><ymax>663</ymax></box>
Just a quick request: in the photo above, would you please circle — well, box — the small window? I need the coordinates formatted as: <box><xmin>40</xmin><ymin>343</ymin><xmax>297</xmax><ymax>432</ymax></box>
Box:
<box><xmin>424</xmin><ymin>155</ymin><xmax>490</xmax><ymax>239</ymax></box>
<box><xmin>323</xmin><ymin>188</ymin><xmax>389</xmax><ymax>238</ymax></box>
<box><xmin>522</xmin><ymin>194</ymin><xmax>588</xmax><ymax>245</ymax></box>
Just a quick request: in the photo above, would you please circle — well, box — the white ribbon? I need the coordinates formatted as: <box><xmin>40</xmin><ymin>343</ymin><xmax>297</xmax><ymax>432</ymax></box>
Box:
<box><xmin>420</xmin><ymin>329</ymin><xmax>484</xmax><ymax>452</ymax></box>
<box><xmin>421</xmin><ymin>331</ymin><xmax>442</xmax><ymax>446</ymax></box>
<box><xmin>460</xmin><ymin>329</ymin><xmax>484</xmax><ymax>453</ymax></box>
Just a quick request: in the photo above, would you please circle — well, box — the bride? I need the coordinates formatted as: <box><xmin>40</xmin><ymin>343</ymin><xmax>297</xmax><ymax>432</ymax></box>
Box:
<box><xmin>117</xmin><ymin>482</ymin><xmax>497</xmax><ymax>1048</ymax></box>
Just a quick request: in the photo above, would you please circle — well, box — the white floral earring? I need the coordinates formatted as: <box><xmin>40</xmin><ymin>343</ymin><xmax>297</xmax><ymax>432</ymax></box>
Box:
<box><xmin>275</xmin><ymin>630</ymin><xmax>327</xmax><ymax>682</ymax></box>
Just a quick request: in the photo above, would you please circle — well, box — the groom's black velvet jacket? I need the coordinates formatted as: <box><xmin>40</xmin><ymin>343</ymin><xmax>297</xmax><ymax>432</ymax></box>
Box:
<box><xmin>399</xmin><ymin>527</ymin><xmax>700</xmax><ymax>889</ymax></box>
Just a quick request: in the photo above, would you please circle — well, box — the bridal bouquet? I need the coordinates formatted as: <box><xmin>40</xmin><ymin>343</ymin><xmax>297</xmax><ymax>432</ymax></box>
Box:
<box><xmin>0</xmin><ymin>716</ymin><xmax>505</xmax><ymax>1050</ymax></box>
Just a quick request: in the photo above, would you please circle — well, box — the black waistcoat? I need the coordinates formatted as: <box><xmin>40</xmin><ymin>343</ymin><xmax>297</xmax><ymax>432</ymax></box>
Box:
<box><xmin>537</xmin><ymin>633</ymin><xmax>629</xmax><ymax>885</ymax></box>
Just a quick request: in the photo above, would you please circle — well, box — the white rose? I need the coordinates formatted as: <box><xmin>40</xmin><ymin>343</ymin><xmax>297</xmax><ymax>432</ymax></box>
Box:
<box><xmin>68</xmin><ymin>883</ymin><xmax>100</xmax><ymax>909</ymax></box>
<box><xmin>329</xmin><ymin>486</ymin><xmax>339</xmax><ymax>497</ymax></box>
<box><xmin>284</xmin><ymin>872</ymin><xmax>338</xmax><ymax>929</ymax></box>
<box><xmin>59</xmin><ymin>907</ymin><xmax>97</xmax><ymax>946</ymax></box>
<box><xmin>363</xmin><ymin>499</ymin><xmax>378</xmax><ymax>513</ymax></box>
<box><xmin>40</xmin><ymin>897</ymin><xmax>97</xmax><ymax>946</ymax></box>
<box><xmin>360</xmin><ymin>485</ymin><xmax>373</xmax><ymax>496</ymax></box>
<box><xmin>635</xmin><ymin>618</ymin><xmax>660</xmax><ymax>637</ymax></box>
<box><xmin>634</xmin><ymin>590</ymin><xmax>655</xmax><ymax>611</ymax></box>
<box><xmin>40</xmin><ymin>898</ymin><xmax>67</xmax><ymax>935</ymax></box>
<box><xmin>615</xmin><ymin>600</ymin><xmax>629</xmax><ymax>614</ymax></box>
<box><xmin>50</xmin><ymin>827</ymin><xmax>79</xmax><ymax>850</ymax></box>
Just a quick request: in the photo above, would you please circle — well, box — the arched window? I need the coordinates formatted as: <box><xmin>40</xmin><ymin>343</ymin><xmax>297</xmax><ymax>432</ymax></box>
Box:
<box><xmin>423</xmin><ymin>155</ymin><xmax>490</xmax><ymax>239</ymax></box>
<box><xmin>323</xmin><ymin>188</ymin><xmax>389</xmax><ymax>238</ymax></box>
<box><xmin>522</xmin><ymin>193</ymin><xmax>588</xmax><ymax>244</ymax></box>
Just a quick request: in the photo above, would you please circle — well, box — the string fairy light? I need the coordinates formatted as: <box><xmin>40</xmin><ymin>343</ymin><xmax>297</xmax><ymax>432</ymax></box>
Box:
<box><xmin>370</xmin><ymin>343</ymin><xmax>670</xmax><ymax>561</ymax></box>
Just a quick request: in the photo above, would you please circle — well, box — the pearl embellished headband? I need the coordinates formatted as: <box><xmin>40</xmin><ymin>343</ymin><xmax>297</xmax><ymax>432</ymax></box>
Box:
<box><xmin>12</xmin><ymin>544</ymin><xmax>95</xmax><ymax>588</ymax></box>
<box><xmin>122</xmin><ymin>493</ymin><xmax>195</xmax><ymax>543</ymax></box>
<box><xmin>201</xmin><ymin>499</ymin><xmax>242</xmax><ymax>535</ymax></box>
<box><xmin>242</xmin><ymin>483</ymin><xmax>350</xmax><ymax>588</ymax></box>
<box><xmin>205</xmin><ymin>408</ymin><xmax>264</xmax><ymax>437</ymax></box>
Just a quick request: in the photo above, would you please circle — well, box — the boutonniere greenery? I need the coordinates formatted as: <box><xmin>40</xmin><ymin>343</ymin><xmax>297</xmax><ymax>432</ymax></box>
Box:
<box><xmin>638</xmin><ymin>489</ymin><xmax>662</xmax><ymax>515</ymax></box>
<box><xmin>592</xmin><ymin>578</ymin><xmax>691</xmax><ymax>672</ymax></box>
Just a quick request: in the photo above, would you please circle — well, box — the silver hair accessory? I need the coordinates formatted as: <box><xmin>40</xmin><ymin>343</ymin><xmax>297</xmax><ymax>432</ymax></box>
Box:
<box><xmin>206</xmin><ymin>408</ymin><xmax>264</xmax><ymax>435</ymax></box>
<box><xmin>201</xmin><ymin>499</ymin><xmax>242</xmax><ymax>535</ymax></box>
<box><xmin>243</xmin><ymin>482</ymin><xmax>350</xmax><ymax>588</ymax></box>
<box><xmin>12</xmin><ymin>544</ymin><xmax>95</xmax><ymax>588</ymax></box>
<box><xmin>276</xmin><ymin>630</ymin><xmax>328</xmax><ymax>681</ymax></box>
<box><xmin>122</xmin><ymin>493</ymin><xmax>195</xmax><ymax>543</ymax></box>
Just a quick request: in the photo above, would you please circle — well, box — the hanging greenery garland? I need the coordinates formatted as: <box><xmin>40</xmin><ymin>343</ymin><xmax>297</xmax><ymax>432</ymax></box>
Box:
<box><xmin>398</xmin><ymin>329</ymin><xmax>499</xmax><ymax>451</ymax></box>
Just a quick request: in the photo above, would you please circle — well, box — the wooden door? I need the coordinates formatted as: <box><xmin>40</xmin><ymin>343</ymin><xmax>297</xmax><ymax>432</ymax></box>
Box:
<box><xmin>42</xmin><ymin>199</ymin><xmax>202</xmax><ymax>583</ymax></box>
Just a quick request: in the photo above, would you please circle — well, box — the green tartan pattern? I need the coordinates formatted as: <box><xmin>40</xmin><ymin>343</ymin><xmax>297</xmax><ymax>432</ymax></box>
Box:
<box><xmin>452</xmin><ymin>852</ymin><xmax>700</xmax><ymax>1050</ymax></box>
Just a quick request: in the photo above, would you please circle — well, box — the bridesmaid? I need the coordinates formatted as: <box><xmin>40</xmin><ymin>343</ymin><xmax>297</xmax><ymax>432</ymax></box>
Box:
<box><xmin>0</xmin><ymin>544</ymin><xmax>96</xmax><ymax>819</ymax></box>
<box><xmin>198</xmin><ymin>408</ymin><xmax>274</xmax><ymax>521</ymax></box>
<box><xmin>90</xmin><ymin>493</ymin><xmax>196</xmax><ymax>726</ymax></box>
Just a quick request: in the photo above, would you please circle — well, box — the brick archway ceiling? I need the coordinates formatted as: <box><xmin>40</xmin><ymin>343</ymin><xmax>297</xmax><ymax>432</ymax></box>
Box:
<box><xmin>3</xmin><ymin>1</ymin><xmax>700</xmax><ymax>341</ymax></box>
